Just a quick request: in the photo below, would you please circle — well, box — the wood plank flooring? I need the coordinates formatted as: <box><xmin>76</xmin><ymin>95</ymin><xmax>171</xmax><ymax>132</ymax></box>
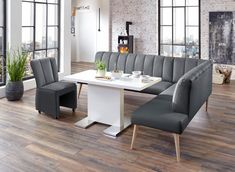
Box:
<box><xmin>0</xmin><ymin>62</ymin><xmax>234</xmax><ymax>171</ymax></box>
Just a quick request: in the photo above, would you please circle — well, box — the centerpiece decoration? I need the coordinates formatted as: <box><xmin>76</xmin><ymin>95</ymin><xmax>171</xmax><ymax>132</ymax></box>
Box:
<box><xmin>95</xmin><ymin>60</ymin><xmax>106</xmax><ymax>77</ymax></box>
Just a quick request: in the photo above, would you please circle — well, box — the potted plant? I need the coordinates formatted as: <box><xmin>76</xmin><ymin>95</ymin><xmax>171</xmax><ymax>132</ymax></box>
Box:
<box><xmin>95</xmin><ymin>60</ymin><xmax>106</xmax><ymax>77</ymax></box>
<box><xmin>5</xmin><ymin>50</ymin><xmax>28</xmax><ymax>101</ymax></box>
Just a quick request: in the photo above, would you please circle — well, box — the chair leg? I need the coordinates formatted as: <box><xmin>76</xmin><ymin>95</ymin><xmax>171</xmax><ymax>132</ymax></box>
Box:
<box><xmin>72</xmin><ymin>108</ymin><xmax>76</xmax><ymax>112</ymax></box>
<box><xmin>38</xmin><ymin>110</ymin><xmax>41</xmax><ymax>114</ymax></box>
<box><xmin>173</xmin><ymin>134</ymin><xmax>180</xmax><ymax>162</ymax></box>
<box><xmin>78</xmin><ymin>84</ymin><xmax>83</xmax><ymax>98</ymax></box>
<box><xmin>131</xmin><ymin>125</ymin><xmax>138</xmax><ymax>150</ymax></box>
<box><xmin>206</xmin><ymin>99</ymin><xmax>209</xmax><ymax>112</ymax></box>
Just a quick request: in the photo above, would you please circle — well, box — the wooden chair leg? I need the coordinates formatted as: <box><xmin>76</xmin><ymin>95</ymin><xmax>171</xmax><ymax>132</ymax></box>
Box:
<box><xmin>206</xmin><ymin>99</ymin><xmax>209</xmax><ymax>112</ymax></box>
<box><xmin>131</xmin><ymin>125</ymin><xmax>138</xmax><ymax>150</ymax></box>
<box><xmin>78</xmin><ymin>84</ymin><xmax>83</xmax><ymax>98</ymax></box>
<box><xmin>173</xmin><ymin>134</ymin><xmax>180</xmax><ymax>162</ymax></box>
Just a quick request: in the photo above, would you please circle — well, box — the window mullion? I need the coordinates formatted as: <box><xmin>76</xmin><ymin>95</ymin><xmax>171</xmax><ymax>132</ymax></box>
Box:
<box><xmin>33</xmin><ymin>1</ymin><xmax>36</xmax><ymax>59</ymax></box>
<box><xmin>172</xmin><ymin>0</ymin><xmax>174</xmax><ymax>57</ymax></box>
<box><xmin>184</xmin><ymin>0</ymin><xmax>186</xmax><ymax>57</ymax></box>
<box><xmin>46</xmin><ymin>2</ymin><xmax>48</xmax><ymax>58</ymax></box>
<box><xmin>159</xmin><ymin>0</ymin><xmax>200</xmax><ymax>58</ymax></box>
<box><xmin>22</xmin><ymin>0</ymin><xmax>60</xmax><ymax>78</ymax></box>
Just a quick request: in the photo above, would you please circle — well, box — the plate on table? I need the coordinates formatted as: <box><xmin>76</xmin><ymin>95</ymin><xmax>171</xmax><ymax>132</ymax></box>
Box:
<box><xmin>120</xmin><ymin>74</ymin><xmax>133</xmax><ymax>81</ymax></box>
<box><xmin>95</xmin><ymin>76</ymin><xmax>113</xmax><ymax>81</ymax></box>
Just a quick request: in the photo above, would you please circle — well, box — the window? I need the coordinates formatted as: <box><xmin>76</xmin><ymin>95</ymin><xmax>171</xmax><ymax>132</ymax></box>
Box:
<box><xmin>22</xmin><ymin>0</ymin><xmax>60</xmax><ymax>78</ymax></box>
<box><xmin>0</xmin><ymin>0</ymin><xmax>6</xmax><ymax>85</ymax></box>
<box><xmin>159</xmin><ymin>0</ymin><xmax>200</xmax><ymax>58</ymax></box>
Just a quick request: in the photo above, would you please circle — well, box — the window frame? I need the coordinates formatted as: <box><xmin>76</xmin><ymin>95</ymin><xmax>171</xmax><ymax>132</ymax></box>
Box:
<box><xmin>0</xmin><ymin>0</ymin><xmax>6</xmax><ymax>86</ymax></box>
<box><xmin>22</xmin><ymin>0</ymin><xmax>61</xmax><ymax>80</ymax></box>
<box><xmin>158</xmin><ymin>0</ymin><xmax>201</xmax><ymax>58</ymax></box>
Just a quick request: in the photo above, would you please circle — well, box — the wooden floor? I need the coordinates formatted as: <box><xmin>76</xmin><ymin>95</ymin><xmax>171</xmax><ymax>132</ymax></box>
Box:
<box><xmin>0</xmin><ymin>62</ymin><xmax>234</xmax><ymax>172</ymax></box>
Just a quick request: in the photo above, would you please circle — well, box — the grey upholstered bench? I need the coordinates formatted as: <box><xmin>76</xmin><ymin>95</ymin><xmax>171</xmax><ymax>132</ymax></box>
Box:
<box><xmin>95</xmin><ymin>52</ymin><xmax>212</xmax><ymax>161</ymax></box>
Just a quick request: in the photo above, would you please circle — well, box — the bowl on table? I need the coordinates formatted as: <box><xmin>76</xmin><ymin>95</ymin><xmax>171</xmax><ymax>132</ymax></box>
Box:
<box><xmin>111</xmin><ymin>70</ymin><xmax>123</xmax><ymax>79</ymax></box>
<box><xmin>132</xmin><ymin>71</ymin><xmax>142</xmax><ymax>78</ymax></box>
<box><xmin>140</xmin><ymin>75</ymin><xmax>151</xmax><ymax>83</ymax></box>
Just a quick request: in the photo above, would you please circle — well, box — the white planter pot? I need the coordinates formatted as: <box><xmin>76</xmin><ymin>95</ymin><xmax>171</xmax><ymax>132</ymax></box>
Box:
<box><xmin>96</xmin><ymin>70</ymin><xmax>106</xmax><ymax>77</ymax></box>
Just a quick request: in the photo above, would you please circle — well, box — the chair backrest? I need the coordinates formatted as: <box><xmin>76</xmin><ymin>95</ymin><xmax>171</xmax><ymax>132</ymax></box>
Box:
<box><xmin>95</xmin><ymin>52</ymin><xmax>206</xmax><ymax>83</ymax></box>
<box><xmin>30</xmin><ymin>58</ymin><xmax>59</xmax><ymax>88</ymax></box>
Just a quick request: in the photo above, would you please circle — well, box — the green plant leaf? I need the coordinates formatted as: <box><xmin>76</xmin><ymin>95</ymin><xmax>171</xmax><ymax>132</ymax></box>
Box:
<box><xmin>6</xmin><ymin>49</ymin><xmax>28</xmax><ymax>82</ymax></box>
<box><xmin>95</xmin><ymin>60</ymin><xmax>106</xmax><ymax>71</ymax></box>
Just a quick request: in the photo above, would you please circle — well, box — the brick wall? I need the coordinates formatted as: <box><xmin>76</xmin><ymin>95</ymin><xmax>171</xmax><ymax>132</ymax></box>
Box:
<box><xmin>110</xmin><ymin>0</ymin><xmax>158</xmax><ymax>54</ymax></box>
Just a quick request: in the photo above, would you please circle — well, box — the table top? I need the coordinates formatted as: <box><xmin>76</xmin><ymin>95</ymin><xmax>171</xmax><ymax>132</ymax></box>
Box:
<box><xmin>64</xmin><ymin>70</ymin><xmax>162</xmax><ymax>91</ymax></box>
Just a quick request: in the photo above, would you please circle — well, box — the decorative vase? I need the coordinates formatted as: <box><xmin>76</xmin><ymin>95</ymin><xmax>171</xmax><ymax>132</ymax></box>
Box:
<box><xmin>96</xmin><ymin>69</ymin><xmax>106</xmax><ymax>77</ymax></box>
<box><xmin>5</xmin><ymin>81</ymin><xmax>24</xmax><ymax>101</ymax></box>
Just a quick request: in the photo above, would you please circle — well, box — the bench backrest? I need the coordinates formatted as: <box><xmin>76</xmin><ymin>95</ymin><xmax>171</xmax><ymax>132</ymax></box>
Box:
<box><xmin>95</xmin><ymin>52</ymin><xmax>206</xmax><ymax>83</ymax></box>
<box><xmin>172</xmin><ymin>61</ymin><xmax>213</xmax><ymax>119</ymax></box>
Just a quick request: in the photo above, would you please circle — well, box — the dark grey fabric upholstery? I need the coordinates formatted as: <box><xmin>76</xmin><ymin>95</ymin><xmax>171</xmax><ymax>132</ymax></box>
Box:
<box><xmin>109</xmin><ymin>53</ymin><xmax>119</xmax><ymax>71</ymax></box>
<box><xmin>187</xmin><ymin>62</ymin><xmax>212</xmax><ymax>119</ymax></box>
<box><xmin>134</xmin><ymin>54</ymin><xmax>145</xmax><ymax>72</ymax></box>
<box><xmin>31</xmin><ymin>58</ymin><xmax>77</xmax><ymax>119</ymax></box>
<box><xmin>125</xmin><ymin>54</ymin><xmax>137</xmax><ymax>74</ymax></box>
<box><xmin>95</xmin><ymin>52</ymin><xmax>208</xmax><ymax>95</ymax></box>
<box><xmin>153</xmin><ymin>56</ymin><xmax>164</xmax><ymax>77</ymax></box>
<box><xmin>143</xmin><ymin>55</ymin><xmax>155</xmax><ymax>76</ymax></box>
<box><xmin>132</xmin><ymin>60</ymin><xmax>212</xmax><ymax>134</ymax></box>
<box><xmin>42</xmin><ymin>82</ymin><xmax>76</xmax><ymax>96</ymax></box>
<box><xmin>157</xmin><ymin>84</ymin><xmax>176</xmax><ymax>101</ymax></box>
<box><xmin>132</xmin><ymin>97</ymin><xmax>189</xmax><ymax>134</ymax></box>
<box><xmin>172</xmin><ymin>77</ymin><xmax>191</xmax><ymax>114</ymax></box>
<box><xmin>142</xmin><ymin>81</ymin><xmax>173</xmax><ymax>95</ymax></box>
<box><xmin>161</xmin><ymin>84</ymin><xmax>176</xmax><ymax>97</ymax></box>
<box><xmin>162</xmin><ymin>57</ymin><xmax>174</xmax><ymax>82</ymax></box>
<box><xmin>95</xmin><ymin>52</ymin><xmax>212</xmax><ymax>135</ymax></box>
<box><xmin>173</xmin><ymin>58</ymin><xmax>185</xmax><ymax>82</ymax></box>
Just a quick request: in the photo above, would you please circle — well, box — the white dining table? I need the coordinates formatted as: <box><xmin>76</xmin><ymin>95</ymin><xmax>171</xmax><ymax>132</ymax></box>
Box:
<box><xmin>64</xmin><ymin>70</ymin><xmax>161</xmax><ymax>137</ymax></box>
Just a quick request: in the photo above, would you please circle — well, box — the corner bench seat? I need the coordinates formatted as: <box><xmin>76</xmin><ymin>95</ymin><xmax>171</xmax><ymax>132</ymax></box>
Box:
<box><xmin>95</xmin><ymin>51</ymin><xmax>212</xmax><ymax>162</ymax></box>
<box><xmin>132</xmin><ymin>95</ymin><xmax>189</xmax><ymax>134</ymax></box>
<box><xmin>142</xmin><ymin>81</ymin><xmax>173</xmax><ymax>95</ymax></box>
<box><xmin>133</xmin><ymin>83</ymin><xmax>187</xmax><ymax>134</ymax></box>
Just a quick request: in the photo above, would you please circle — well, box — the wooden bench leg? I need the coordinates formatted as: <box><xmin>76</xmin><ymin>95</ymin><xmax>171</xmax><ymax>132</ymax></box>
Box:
<box><xmin>131</xmin><ymin>125</ymin><xmax>138</xmax><ymax>150</ymax></box>
<box><xmin>173</xmin><ymin>134</ymin><xmax>180</xmax><ymax>162</ymax></box>
<box><xmin>206</xmin><ymin>98</ymin><xmax>209</xmax><ymax>112</ymax></box>
<box><xmin>78</xmin><ymin>84</ymin><xmax>83</xmax><ymax>98</ymax></box>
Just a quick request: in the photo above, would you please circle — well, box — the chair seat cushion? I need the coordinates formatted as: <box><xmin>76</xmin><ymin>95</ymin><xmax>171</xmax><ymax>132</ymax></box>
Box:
<box><xmin>40</xmin><ymin>81</ymin><xmax>76</xmax><ymax>96</ymax></box>
<box><xmin>131</xmin><ymin>96</ymin><xmax>189</xmax><ymax>134</ymax></box>
<box><xmin>142</xmin><ymin>81</ymin><xmax>173</xmax><ymax>95</ymax></box>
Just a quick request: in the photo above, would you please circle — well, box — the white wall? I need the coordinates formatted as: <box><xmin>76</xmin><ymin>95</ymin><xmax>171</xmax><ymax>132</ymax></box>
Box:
<box><xmin>71</xmin><ymin>0</ymin><xmax>110</xmax><ymax>62</ymax></box>
<box><xmin>60</xmin><ymin>0</ymin><xmax>72</xmax><ymax>77</ymax></box>
<box><xmin>71</xmin><ymin>0</ymin><xmax>77</xmax><ymax>62</ymax></box>
<box><xmin>0</xmin><ymin>0</ymin><xmax>72</xmax><ymax>98</ymax></box>
<box><xmin>96</xmin><ymin>0</ymin><xmax>110</xmax><ymax>52</ymax></box>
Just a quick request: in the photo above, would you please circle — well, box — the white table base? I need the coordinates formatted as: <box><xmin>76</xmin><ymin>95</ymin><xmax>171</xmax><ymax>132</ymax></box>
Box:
<box><xmin>75</xmin><ymin>84</ymin><xmax>131</xmax><ymax>137</ymax></box>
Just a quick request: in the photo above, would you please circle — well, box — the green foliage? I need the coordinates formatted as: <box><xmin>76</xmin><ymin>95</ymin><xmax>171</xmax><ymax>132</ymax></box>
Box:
<box><xmin>95</xmin><ymin>60</ymin><xmax>106</xmax><ymax>71</ymax></box>
<box><xmin>7</xmin><ymin>49</ymin><xmax>28</xmax><ymax>82</ymax></box>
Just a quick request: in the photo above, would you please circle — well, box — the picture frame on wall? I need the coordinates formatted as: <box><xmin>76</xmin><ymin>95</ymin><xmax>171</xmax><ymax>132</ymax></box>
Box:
<box><xmin>209</xmin><ymin>12</ymin><xmax>235</xmax><ymax>65</ymax></box>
